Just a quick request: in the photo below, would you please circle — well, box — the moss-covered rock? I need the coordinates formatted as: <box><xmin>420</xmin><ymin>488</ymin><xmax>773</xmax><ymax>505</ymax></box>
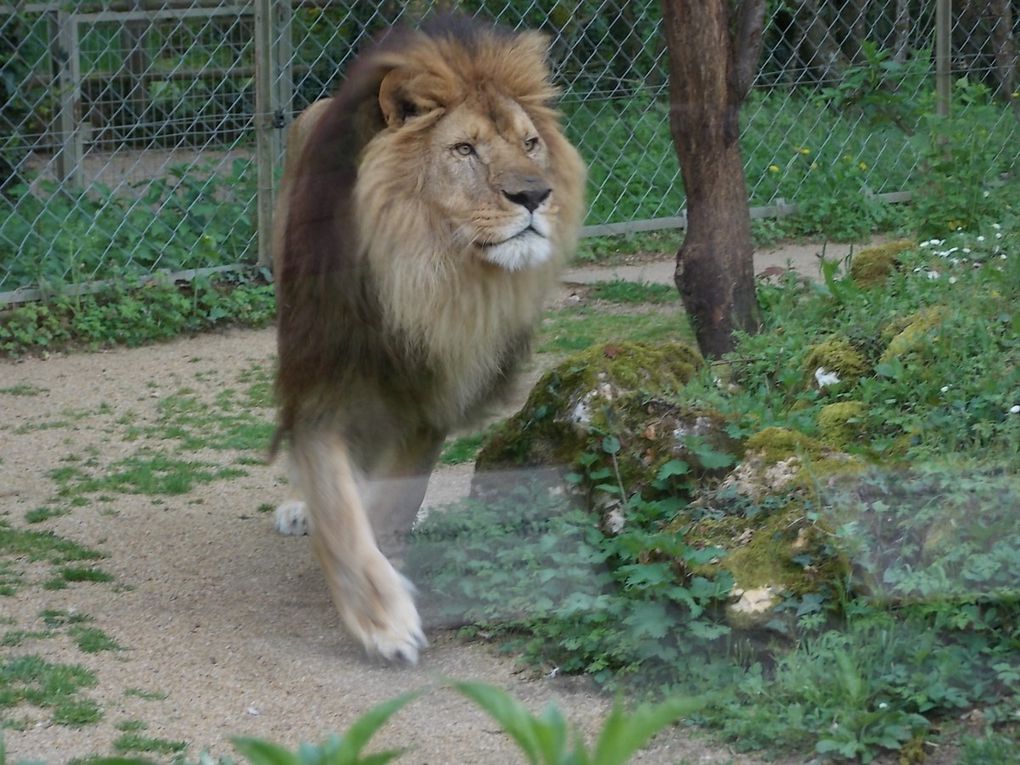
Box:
<box><xmin>475</xmin><ymin>341</ymin><xmax>742</xmax><ymax>519</ymax></box>
<box><xmin>880</xmin><ymin>307</ymin><xmax>946</xmax><ymax>365</ymax></box>
<box><xmin>679</xmin><ymin>426</ymin><xmax>865</xmax><ymax>629</ymax></box>
<box><xmin>477</xmin><ymin>341</ymin><xmax>703</xmax><ymax>470</ymax></box>
<box><xmin>817</xmin><ymin>401</ymin><xmax>867</xmax><ymax>447</ymax></box>
<box><xmin>802</xmin><ymin>337</ymin><xmax>870</xmax><ymax>390</ymax></box>
<box><xmin>848</xmin><ymin>240</ymin><xmax>913</xmax><ymax>287</ymax></box>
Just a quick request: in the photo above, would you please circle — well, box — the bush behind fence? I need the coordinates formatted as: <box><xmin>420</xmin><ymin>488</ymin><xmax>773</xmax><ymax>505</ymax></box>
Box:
<box><xmin>1</xmin><ymin>0</ymin><xmax>1018</xmax><ymax>300</ymax></box>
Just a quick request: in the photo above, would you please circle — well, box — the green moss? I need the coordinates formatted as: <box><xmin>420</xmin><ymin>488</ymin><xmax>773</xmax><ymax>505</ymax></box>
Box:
<box><xmin>816</xmin><ymin>401</ymin><xmax>867</xmax><ymax>447</ymax></box>
<box><xmin>685</xmin><ymin>501</ymin><xmax>842</xmax><ymax>596</ymax></box>
<box><xmin>802</xmin><ymin>337</ymin><xmax>870</xmax><ymax>388</ymax></box>
<box><xmin>880</xmin><ymin>307</ymin><xmax>946</xmax><ymax>364</ymax></box>
<box><xmin>477</xmin><ymin>341</ymin><xmax>703</xmax><ymax>471</ymax></box>
<box><xmin>848</xmin><ymin>240</ymin><xmax>913</xmax><ymax>287</ymax></box>
<box><xmin>745</xmin><ymin>427</ymin><xmax>825</xmax><ymax>462</ymax></box>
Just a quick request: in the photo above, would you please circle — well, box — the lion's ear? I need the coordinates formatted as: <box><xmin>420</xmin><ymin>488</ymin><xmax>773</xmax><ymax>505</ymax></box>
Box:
<box><xmin>378</xmin><ymin>68</ymin><xmax>441</xmax><ymax>128</ymax></box>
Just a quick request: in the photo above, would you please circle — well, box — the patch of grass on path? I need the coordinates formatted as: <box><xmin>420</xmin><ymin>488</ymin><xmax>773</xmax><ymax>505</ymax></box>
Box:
<box><xmin>0</xmin><ymin>655</ymin><xmax>102</xmax><ymax>727</ymax></box>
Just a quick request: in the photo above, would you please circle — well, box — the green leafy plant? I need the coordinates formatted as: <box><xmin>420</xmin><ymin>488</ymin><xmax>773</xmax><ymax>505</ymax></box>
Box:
<box><xmin>231</xmin><ymin>691</ymin><xmax>419</xmax><ymax>765</ymax></box>
<box><xmin>450</xmin><ymin>680</ymin><xmax>706</xmax><ymax>765</ymax></box>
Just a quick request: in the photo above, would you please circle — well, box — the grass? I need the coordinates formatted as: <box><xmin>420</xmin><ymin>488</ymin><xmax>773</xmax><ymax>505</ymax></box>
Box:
<box><xmin>113</xmin><ymin>732</ymin><xmax>187</xmax><ymax>755</ymax></box>
<box><xmin>0</xmin><ymin>655</ymin><xmax>102</xmax><ymax>728</ymax></box>
<box><xmin>536</xmin><ymin>304</ymin><xmax>693</xmax><ymax>354</ymax></box>
<box><xmin>440</xmin><ymin>432</ymin><xmax>490</xmax><ymax>466</ymax></box>
<box><xmin>588</xmin><ymin>280</ymin><xmax>680</xmax><ymax>305</ymax></box>
<box><xmin>0</xmin><ymin>384</ymin><xmax>47</xmax><ymax>396</ymax></box>
<box><xmin>51</xmin><ymin>453</ymin><xmax>247</xmax><ymax>497</ymax></box>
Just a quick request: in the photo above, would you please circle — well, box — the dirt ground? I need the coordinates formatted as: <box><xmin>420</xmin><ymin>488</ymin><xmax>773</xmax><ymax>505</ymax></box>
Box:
<box><xmin>0</xmin><ymin>243</ymin><xmax>850</xmax><ymax>764</ymax></box>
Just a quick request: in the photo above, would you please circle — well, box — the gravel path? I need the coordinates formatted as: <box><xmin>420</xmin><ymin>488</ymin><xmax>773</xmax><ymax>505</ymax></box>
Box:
<box><xmin>0</xmin><ymin>244</ymin><xmax>850</xmax><ymax>763</ymax></box>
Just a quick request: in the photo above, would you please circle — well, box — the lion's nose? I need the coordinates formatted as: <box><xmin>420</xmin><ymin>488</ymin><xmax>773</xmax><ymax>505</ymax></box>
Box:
<box><xmin>503</xmin><ymin>186</ymin><xmax>551</xmax><ymax>213</ymax></box>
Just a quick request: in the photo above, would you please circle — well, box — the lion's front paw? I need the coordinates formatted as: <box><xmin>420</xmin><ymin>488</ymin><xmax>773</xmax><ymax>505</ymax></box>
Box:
<box><xmin>273</xmin><ymin>500</ymin><xmax>310</xmax><ymax>536</ymax></box>
<box><xmin>338</xmin><ymin>554</ymin><xmax>427</xmax><ymax>664</ymax></box>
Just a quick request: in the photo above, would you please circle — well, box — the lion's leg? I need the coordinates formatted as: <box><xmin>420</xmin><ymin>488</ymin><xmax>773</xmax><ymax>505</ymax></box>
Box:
<box><xmin>364</xmin><ymin>428</ymin><xmax>445</xmax><ymax>558</ymax></box>
<box><xmin>290</xmin><ymin>428</ymin><xmax>426</xmax><ymax>664</ymax></box>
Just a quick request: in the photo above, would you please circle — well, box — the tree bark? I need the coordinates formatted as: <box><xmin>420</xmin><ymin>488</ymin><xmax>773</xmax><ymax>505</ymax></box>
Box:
<box><xmin>986</xmin><ymin>0</ymin><xmax>1019</xmax><ymax>124</ymax></box>
<box><xmin>893</xmin><ymin>0</ymin><xmax>911</xmax><ymax>64</ymax></box>
<box><xmin>660</xmin><ymin>0</ymin><xmax>763</xmax><ymax>358</ymax></box>
<box><xmin>792</xmin><ymin>0</ymin><xmax>849</xmax><ymax>83</ymax></box>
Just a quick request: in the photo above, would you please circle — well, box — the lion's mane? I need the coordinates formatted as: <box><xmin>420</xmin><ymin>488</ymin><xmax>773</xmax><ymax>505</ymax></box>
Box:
<box><xmin>273</xmin><ymin>16</ymin><xmax>586</xmax><ymax>447</ymax></box>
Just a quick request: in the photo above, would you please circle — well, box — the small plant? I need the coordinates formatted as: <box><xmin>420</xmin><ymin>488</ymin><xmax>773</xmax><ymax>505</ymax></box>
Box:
<box><xmin>451</xmin><ymin>680</ymin><xmax>706</xmax><ymax>765</ymax></box>
<box><xmin>231</xmin><ymin>691</ymin><xmax>419</xmax><ymax>765</ymax></box>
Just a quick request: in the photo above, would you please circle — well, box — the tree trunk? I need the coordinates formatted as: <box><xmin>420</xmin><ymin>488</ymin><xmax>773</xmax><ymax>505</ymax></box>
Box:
<box><xmin>793</xmin><ymin>0</ymin><xmax>849</xmax><ymax>83</ymax></box>
<box><xmin>660</xmin><ymin>0</ymin><xmax>764</xmax><ymax>358</ymax></box>
<box><xmin>986</xmin><ymin>0</ymin><xmax>1020</xmax><ymax>125</ymax></box>
<box><xmin>893</xmin><ymin>0</ymin><xmax>911</xmax><ymax>64</ymax></box>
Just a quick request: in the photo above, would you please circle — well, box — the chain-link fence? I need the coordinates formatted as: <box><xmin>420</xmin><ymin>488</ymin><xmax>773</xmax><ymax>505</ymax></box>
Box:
<box><xmin>1</xmin><ymin>1</ymin><xmax>1019</xmax><ymax>302</ymax></box>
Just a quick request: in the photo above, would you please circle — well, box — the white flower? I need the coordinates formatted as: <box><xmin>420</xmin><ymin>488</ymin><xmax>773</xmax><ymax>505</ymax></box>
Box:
<box><xmin>983</xmin><ymin>191</ymin><xmax>990</xmax><ymax>198</ymax></box>
<box><xmin>927</xmin><ymin>270</ymin><xmax>940</xmax><ymax>280</ymax></box>
<box><xmin>977</xmin><ymin>236</ymin><xmax>985</xmax><ymax>242</ymax></box>
<box><xmin>815</xmin><ymin>367</ymin><xmax>841</xmax><ymax>388</ymax></box>
<box><xmin>996</xmin><ymin>233</ymin><xmax>1003</xmax><ymax>239</ymax></box>
<box><xmin>948</xmin><ymin>276</ymin><xmax>958</xmax><ymax>284</ymax></box>
<box><xmin>921</xmin><ymin>239</ymin><xmax>944</xmax><ymax>248</ymax></box>
<box><xmin>1010</xmin><ymin>405</ymin><xmax>1020</xmax><ymax>415</ymax></box>
<box><xmin>992</xmin><ymin>223</ymin><xmax>1001</xmax><ymax>230</ymax></box>
<box><xmin>962</xmin><ymin>248</ymin><xmax>972</xmax><ymax>254</ymax></box>
<box><xmin>941</xmin><ymin>386</ymin><xmax>951</xmax><ymax>393</ymax></box>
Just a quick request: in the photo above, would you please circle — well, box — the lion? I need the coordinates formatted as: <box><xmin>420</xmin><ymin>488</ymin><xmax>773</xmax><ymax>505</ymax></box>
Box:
<box><xmin>270</xmin><ymin>15</ymin><xmax>586</xmax><ymax>663</ymax></box>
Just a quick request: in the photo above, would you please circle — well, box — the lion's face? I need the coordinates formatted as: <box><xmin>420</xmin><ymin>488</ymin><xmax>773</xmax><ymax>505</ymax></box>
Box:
<box><xmin>349</xmin><ymin>27</ymin><xmax>586</xmax><ymax>278</ymax></box>
<box><xmin>424</xmin><ymin>95</ymin><xmax>555</xmax><ymax>271</ymax></box>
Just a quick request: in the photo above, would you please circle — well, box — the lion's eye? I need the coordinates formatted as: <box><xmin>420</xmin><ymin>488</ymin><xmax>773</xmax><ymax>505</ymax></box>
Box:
<box><xmin>453</xmin><ymin>142</ymin><xmax>476</xmax><ymax>157</ymax></box>
<box><xmin>524</xmin><ymin>136</ymin><xmax>540</xmax><ymax>152</ymax></box>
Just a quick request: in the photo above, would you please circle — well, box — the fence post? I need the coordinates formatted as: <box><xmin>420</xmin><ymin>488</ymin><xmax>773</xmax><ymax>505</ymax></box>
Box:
<box><xmin>51</xmin><ymin>10</ymin><xmax>83</xmax><ymax>189</ymax></box>
<box><xmin>936</xmin><ymin>0</ymin><xmax>951</xmax><ymax>119</ymax></box>
<box><xmin>255</xmin><ymin>0</ymin><xmax>276</xmax><ymax>270</ymax></box>
<box><xmin>274</xmin><ymin>0</ymin><xmax>293</xmax><ymax>164</ymax></box>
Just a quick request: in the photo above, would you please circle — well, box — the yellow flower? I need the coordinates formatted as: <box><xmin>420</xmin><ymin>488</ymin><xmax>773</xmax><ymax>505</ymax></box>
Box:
<box><xmin>768</xmin><ymin>164</ymin><xmax>781</xmax><ymax>174</ymax></box>
<box><xmin>799</xmin><ymin>147</ymin><xmax>811</xmax><ymax>155</ymax></box>
<box><xmin>810</xmin><ymin>161</ymin><xmax>818</xmax><ymax>171</ymax></box>
<box><xmin>858</xmin><ymin>161</ymin><xmax>868</xmax><ymax>171</ymax></box>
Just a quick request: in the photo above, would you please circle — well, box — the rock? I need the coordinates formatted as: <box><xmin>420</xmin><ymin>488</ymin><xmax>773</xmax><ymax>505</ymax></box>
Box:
<box><xmin>474</xmin><ymin>341</ymin><xmax>742</xmax><ymax>530</ymax></box>
<box><xmin>726</xmin><ymin>586</ymin><xmax>781</xmax><ymax>630</ymax></box>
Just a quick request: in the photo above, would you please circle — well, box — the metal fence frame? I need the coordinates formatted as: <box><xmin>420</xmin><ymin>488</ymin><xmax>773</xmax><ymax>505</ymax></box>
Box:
<box><xmin>1</xmin><ymin>0</ymin><xmax>1018</xmax><ymax>304</ymax></box>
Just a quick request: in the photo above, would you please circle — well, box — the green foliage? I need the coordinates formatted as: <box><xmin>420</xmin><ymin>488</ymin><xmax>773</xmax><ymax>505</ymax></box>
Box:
<box><xmin>232</xmin><ymin>691</ymin><xmax>419</xmax><ymax>765</ymax></box>
<box><xmin>0</xmin><ymin>274</ymin><xmax>276</xmax><ymax>356</ymax></box>
<box><xmin>451</xmin><ymin>680</ymin><xmax>705</xmax><ymax>765</ymax></box>
<box><xmin>0</xmin><ymin>161</ymin><xmax>254</xmax><ymax>291</ymax></box>
<box><xmin>407</xmin><ymin>481</ymin><xmax>733</xmax><ymax>683</ymax></box>
<box><xmin>909</xmin><ymin>78</ymin><xmax>1015</xmax><ymax>236</ymax></box>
